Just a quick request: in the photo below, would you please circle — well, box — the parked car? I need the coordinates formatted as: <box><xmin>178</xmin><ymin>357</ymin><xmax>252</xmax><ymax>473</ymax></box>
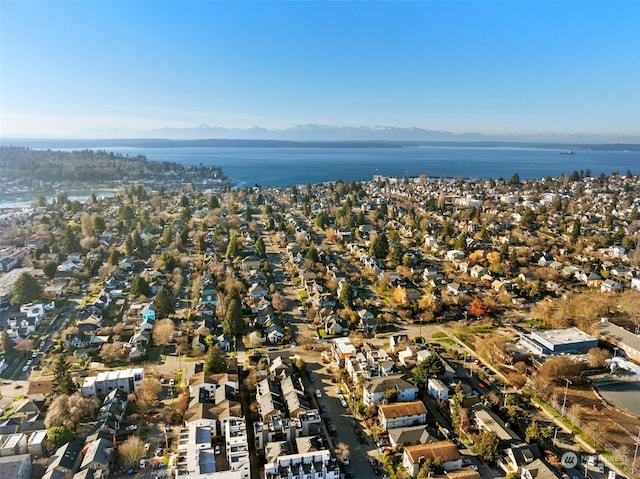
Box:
<box><xmin>315</xmin><ymin>389</ymin><xmax>322</xmax><ymax>398</ymax></box>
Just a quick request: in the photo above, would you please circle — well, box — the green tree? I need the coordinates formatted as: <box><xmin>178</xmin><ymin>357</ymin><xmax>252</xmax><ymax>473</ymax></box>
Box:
<box><xmin>92</xmin><ymin>215</ymin><xmax>106</xmax><ymax>234</ymax></box>
<box><xmin>0</xmin><ymin>331</ymin><xmax>15</xmax><ymax>354</ymax></box>
<box><xmin>369</xmin><ymin>233</ymin><xmax>389</xmax><ymax>259</ymax></box>
<box><xmin>205</xmin><ymin>344</ymin><xmax>227</xmax><ymax>373</ymax></box>
<box><xmin>520</xmin><ymin>208</ymin><xmax>536</xmax><ymax>230</ymax></box>
<box><xmin>338</xmin><ymin>282</ymin><xmax>354</xmax><ymax>309</ymax></box>
<box><xmin>305</xmin><ymin>246</ymin><xmax>319</xmax><ymax>263</ymax></box>
<box><xmin>226</xmin><ymin>234</ymin><xmax>240</xmax><ymax>259</ymax></box>
<box><xmin>454</xmin><ymin>232</ymin><xmax>468</xmax><ymax>252</ymax></box>
<box><xmin>472</xmin><ymin>430</ymin><xmax>501</xmax><ymax>463</ymax></box>
<box><xmin>46</xmin><ymin>425</ymin><xmax>74</xmax><ymax>449</ymax></box>
<box><xmin>119</xmin><ymin>205</ymin><xmax>135</xmax><ymax>225</ymax></box>
<box><xmin>51</xmin><ymin>356</ymin><xmax>78</xmax><ymax>396</ymax></box>
<box><xmin>255</xmin><ymin>237</ymin><xmax>266</xmax><ymax>258</ymax></box>
<box><xmin>130</xmin><ymin>276</ymin><xmax>151</xmax><ymax>298</ymax></box>
<box><xmin>413</xmin><ymin>354</ymin><xmax>445</xmax><ymax>383</ymax></box>
<box><xmin>43</xmin><ymin>261</ymin><xmax>58</xmax><ymax>280</ymax></box>
<box><xmin>61</xmin><ymin>225</ymin><xmax>80</xmax><ymax>254</ymax></box>
<box><xmin>108</xmin><ymin>249</ymin><xmax>120</xmax><ymax>266</ymax></box>
<box><xmin>222</xmin><ymin>298</ymin><xmax>245</xmax><ymax>340</ymax></box>
<box><xmin>10</xmin><ymin>272</ymin><xmax>43</xmax><ymax>305</ymax></box>
<box><xmin>154</xmin><ymin>286</ymin><xmax>175</xmax><ymax>319</ymax></box>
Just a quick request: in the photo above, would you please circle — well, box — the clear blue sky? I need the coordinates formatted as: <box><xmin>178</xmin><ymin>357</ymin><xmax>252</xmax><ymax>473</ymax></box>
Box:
<box><xmin>1</xmin><ymin>1</ymin><xmax>639</xmax><ymax>138</ymax></box>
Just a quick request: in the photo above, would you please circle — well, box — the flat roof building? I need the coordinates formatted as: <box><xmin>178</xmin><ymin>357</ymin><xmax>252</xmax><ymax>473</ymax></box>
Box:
<box><xmin>519</xmin><ymin>327</ymin><xmax>598</xmax><ymax>355</ymax></box>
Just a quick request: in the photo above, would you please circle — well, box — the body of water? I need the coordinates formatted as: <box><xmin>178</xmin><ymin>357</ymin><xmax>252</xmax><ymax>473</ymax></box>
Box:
<box><xmin>89</xmin><ymin>145</ymin><xmax>640</xmax><ymax>187</ymax></box>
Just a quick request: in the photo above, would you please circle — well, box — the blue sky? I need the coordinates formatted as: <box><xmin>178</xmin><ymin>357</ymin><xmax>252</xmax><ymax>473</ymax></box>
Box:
<box><xmin>1</xmin><ymin>1</ymin><xmax>639</xmax><ymax>138</ymax></box>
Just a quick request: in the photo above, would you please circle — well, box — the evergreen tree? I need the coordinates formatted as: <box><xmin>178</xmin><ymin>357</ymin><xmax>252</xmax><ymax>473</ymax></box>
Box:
<box><xmin>10</xmin><ymin>272</ymin><xmax>43</xmax><ymax>305</ymax></box>
<box><xmin>222</xmin><ymin>298</ymin><xmax>245</xmax><ymax>339</ymax></box>
<box><xmin>305</xmin><ymin>246</ymin><xmax>319</xmax><ymax>263</ymax></box>
<box><xmin>209</xmin><ymin>195</ymin><xmax>219</xmax><ymax>209</ymax></box>
<box><xmin>43</xmin><ymin>261</ymin><xmax>58</xmax><ymax>280</ymax></box>
<box><xmin>154</xmin><ymin>287</ymin><xmax>175</xmax><ymax>319</ymax></box>
<box><xmin>454</xmin><ymin>232</ymin><xmax>468</xmax><ymax>252</ymax></box>
<box><xmin>108</xmin><ymin>249</ymin><xmax>119</xmax><ymax>266</ymax></box>
<box><xmin>338</xmin><ymin>282</ymin><xmax>354</xmax><ymax>309</ymax></box>
<box><xmin>205</xmin><ymin>345</ymin><xmax>227</xmax><ymax>373</ymax></box>
<box><xmin>0</xmin><ymin>331</ymin><xmax>15</xmax><ymax>354</ymax></box>
<box><xmin>226</xmin><ymin>235</ymin><xmax>240</xmax><ymax>259</ymax></box>
<box><xmin>255</xmin><ymin>237</ymin><xmax>266</xmax><ymax>258</ymax></box>
<box><xmin>92</xmin><ymin>215</ymin><xmax>106</xmax><ymax>234</ymax></box>
<box><xmin>413</xmin><ymin>354</ymin><xmax>445</xmax><ymax>382</ymax></box>
<box><xmin>51</xmin><ymin>356</ymin><xmax>77</xmax><ymax>396</ymax></box>
<box><xmin>369</xmin><ymin>233</ymin><xmax>389</xmax><ymax>259</ymax></box>
<box><xmin>130</xmin><ymin>276</ymin><xmax>151</xmax><ymax>297</ymax></box>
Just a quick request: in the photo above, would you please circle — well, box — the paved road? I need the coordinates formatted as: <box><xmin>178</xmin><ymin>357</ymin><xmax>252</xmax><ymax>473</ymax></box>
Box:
<box><xmin>312</xmin><ymin>360</ymin><xmax>381</xmax><ymax>479</ymax></box>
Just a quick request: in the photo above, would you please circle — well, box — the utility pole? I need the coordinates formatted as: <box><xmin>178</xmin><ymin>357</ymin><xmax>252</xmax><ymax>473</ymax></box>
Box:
<box><xmin>561</xmin><ymin>378</ymin><xmax>572</xmax><ymax>416</ymax></box>
<box><xmin>632</xmin><ymin>427</ymin><xmax>640</xmax><ymax>475</ymax></box>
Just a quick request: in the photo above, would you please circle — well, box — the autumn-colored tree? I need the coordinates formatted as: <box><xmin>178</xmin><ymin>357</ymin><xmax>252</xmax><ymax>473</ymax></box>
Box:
<box><xmin>586</xmin><ymin>347</ymin><xmax>610</xmax><ymax>368</ymax></box>
<box><xmin>468</xmin><ymin>298</ymin><xmax>490</xmax><ymax>318</ymax></box>
<box><xmin>539</xmin><ymin>355</ymin><xmax>583</xmax><ymax>382</ymax></box>
<box><xmin>334</xmin><ymin>442</ymin><xmax>350</xmax><ymax>465</ymax></box>
<box><xmin>119</xmin><ymin>436</ymin><xmax>145</xmax><ymax>468</ymax></box>
<box><xmin>136</xmin><ymin>377</ymin><xmax>162</xmax><ymax>410</ymax></box>
<box><xmin>153</xmin><ymin>318</ymin><xmax>175</xmax><ymax>347</ymax></box>
<box><xmin>99</xmin><ymin>343</ymin><xmax>127</xmax><ymax>363</ymax></box>
<box><xmin>506</xmin><ymin>372</ymin><xmax>527</xmax><ymax>389</ymax></box>
<box><xmin>45</xmin><ymin>393</ymin><xmax>100</xmax><ymax>430</ymax></box>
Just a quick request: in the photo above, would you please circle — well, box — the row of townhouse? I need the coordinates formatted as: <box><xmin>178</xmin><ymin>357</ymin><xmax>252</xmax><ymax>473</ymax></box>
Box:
<box><xmin>176</xmin><ymin>364</ymin><xmax>250</xmax><ymax>479</ymax></box>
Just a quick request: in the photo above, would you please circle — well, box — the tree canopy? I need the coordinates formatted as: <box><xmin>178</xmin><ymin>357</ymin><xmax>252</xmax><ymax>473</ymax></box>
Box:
<box><xmin>154</xmin><ymin>286</ymin><xmax>175</xmax><ymax>319</ymax></box>
<box><xmin>205</xmin><ymin>344</ymin><xmax>227</xmax><ymax>373</ymax></box>
<box><xmin>413</xmin><ymin>354</ymin><xmax>445</xmax><ymax>382</ymax></box>
<box><xmin>369</xmin><ymin>233</ymin><xmax>389</xmax><ymax>259</ymax></box>
<box><xmin>10</xmin><ymin>272</ymin><xmax>43</xmax><ymax>305</ymax></box>
<box><xmin>51</xmin><ymin>356</ymin><xmax>77</xmax><ymax>396</ymax></box>
<box><xmin>130</xmin><ymin>275</ymin><xmax>151</xmax><ymax>297</ymax></box>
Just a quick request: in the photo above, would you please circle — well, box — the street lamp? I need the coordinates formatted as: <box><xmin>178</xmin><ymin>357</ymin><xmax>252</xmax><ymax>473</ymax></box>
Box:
<box><xmin>561</xmin><ymin>378</ymin><xmax>572</xmax><ymax>417</ymax></box>
<box><xmin>552</xmin><ymin>426</ymin><xmax>561</xmax><ymax>447</ymax></box>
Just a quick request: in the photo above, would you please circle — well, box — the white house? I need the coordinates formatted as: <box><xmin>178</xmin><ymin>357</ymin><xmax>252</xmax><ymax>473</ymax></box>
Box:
<box><xmin>427</xmin><ymin>378</ymin><xmax>449</xmax><ymax>402</ymax></box>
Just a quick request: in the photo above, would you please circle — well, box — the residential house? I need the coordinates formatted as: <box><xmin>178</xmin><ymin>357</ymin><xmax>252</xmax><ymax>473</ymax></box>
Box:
<box><xmin>402</xmin><ymin>441</ymin><xmax>462</xmax><ymax>476</ymax></box>
<box><xmin>362</xmin><ymin>375</ymin><xmax>418</xmax><ymax>406</ymax></box>
<box><xmin>324</xmin><ymin>315</ymin><xmax>348</xmax><ymax>336</ymax></box>
<box><xmin>0</xmin><ymin>454</ymin><xmax>31</xmax><ymax>479</ymax></box>
<box><xmin>378</xmin><ymin>401</ymin><xmax>427</xmax><ymax>430</ymax></box>
<box><xmin>79</xmin><ymin>437</ymin><xmax>113</xmax><ymax>476</ymax></box>
<box><xmin>44</xmin><ymin>441</ymin><xmax>84</xmax><ymax>479</ymax></box>
<box><xmin>0</xmin><ymin>433</ymin><xmax>28</xmax><ymax>456</ymax></box>
<box><xmin>427</xmin><ymin>378</ymin><xmax>449</xmax><ymax>402</ymax></box>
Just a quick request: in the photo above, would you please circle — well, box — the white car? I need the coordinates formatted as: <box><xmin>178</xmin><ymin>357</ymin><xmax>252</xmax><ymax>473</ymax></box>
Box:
<box><xmin>169</xmin><ymin>379</ymin><xmax>175</xmax><ymax>386</ymax></box>
<box><xmin>315</xmin><ymin>389</ymin><xmax>322</xmax><ymax>398</ymax></box>
<box><xmin>140</xmin><ymin>459</ymin><xmax>146</xmax><ymax>469</ymax></box>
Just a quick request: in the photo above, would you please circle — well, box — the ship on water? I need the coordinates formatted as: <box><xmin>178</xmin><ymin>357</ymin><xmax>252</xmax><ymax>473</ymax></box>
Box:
<box><xmin>560</xmin><ymin>150</ymin><xmax>575</xmax><ymax>155</ymax></box>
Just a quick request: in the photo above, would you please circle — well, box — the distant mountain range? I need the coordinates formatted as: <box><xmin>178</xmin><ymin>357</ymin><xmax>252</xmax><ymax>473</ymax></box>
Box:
<box><xmin>2</xmin><ymin>123</ymin><xmax>639</xmax><ymax>148</ymax></box>
<box><xmin>71</xmin><ymin>123</ymin><xmax>639</xmax><ymax>144</ymax></box>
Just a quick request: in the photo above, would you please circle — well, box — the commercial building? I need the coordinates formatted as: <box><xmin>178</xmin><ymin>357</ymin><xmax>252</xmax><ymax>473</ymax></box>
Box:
<box><xmin>519</xmin><ymin>327</ymin><xmax>598</xmax><ymax>355</ymax></box>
